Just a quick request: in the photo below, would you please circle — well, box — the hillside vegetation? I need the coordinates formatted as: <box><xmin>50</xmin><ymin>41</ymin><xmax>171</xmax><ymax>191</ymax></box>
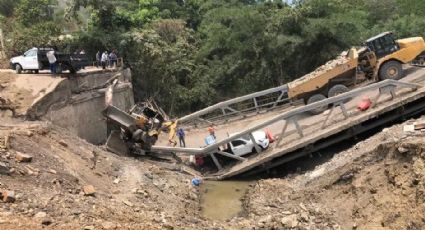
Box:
<box><xmin>1</xmin><ymin>0</ymin><xmax>425</xmax><ymax>115</ymax></box>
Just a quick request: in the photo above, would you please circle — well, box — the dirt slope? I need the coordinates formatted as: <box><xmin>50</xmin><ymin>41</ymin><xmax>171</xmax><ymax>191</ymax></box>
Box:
<box><xmin>0</xmin><ymin>121</ymin><xmax>219</xmax><ymax>229</ymax></box>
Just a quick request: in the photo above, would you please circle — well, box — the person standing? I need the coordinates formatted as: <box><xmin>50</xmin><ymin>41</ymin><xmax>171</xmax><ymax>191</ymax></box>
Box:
<box><xmin>95</xmin><ymin>51</ymin><xmax>101</xmax><ymax>68</ymax></box>
<box><xmin>46</xmin><ymin>50</ymin><xmax>57</xmax><ymax>74</ymax></box>
<box><xmin>177</xmin><ymin>128</ymin><xmax>186</xmax><ymax>147</ymax></box>
<box><xmin>208</xmin><ymin>125</ymin><xmax>216</xmax><ymax>140</ymax></box>
<box><xmin>101</xmin><ymin>51</ymin><xmax>108</xmax><ymax>69</ymax></box>
<box><xmin>109</xmin><ymin>50</ymin><xmax>118</xmax><ymax>68</ymax></box>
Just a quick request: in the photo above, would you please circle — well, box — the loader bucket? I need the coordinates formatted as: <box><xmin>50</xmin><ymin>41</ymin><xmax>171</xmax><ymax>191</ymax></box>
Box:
<box><xmin>106</xmin><ymin>130</ymin><xmax>129</xmax><ymax>155</ymax></box>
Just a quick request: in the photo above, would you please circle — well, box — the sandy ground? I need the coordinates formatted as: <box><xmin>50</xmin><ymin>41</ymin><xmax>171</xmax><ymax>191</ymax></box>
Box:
<box><xmin>1</xmin><ymin>115</ymin><xmax>425</xmax><ymax>229</ymax></box>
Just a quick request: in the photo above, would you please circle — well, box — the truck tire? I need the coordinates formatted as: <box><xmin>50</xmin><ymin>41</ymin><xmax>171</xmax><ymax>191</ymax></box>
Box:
<box><xmin>15</xmin><ymin>64</ymin><xmax>22</xmax><ymax>74</ymax></box>
<box><xmin>379</xmin><ymin>61</ymin><xmax>403</xmax><ymax>80</ymax></box>
<box><xmin>328</xmin><ymin>84</ymin><xmax>351</xmax><ymax>103</ymax></box>
<box><xmin>307</xmin><ymin>94</ymin><xmax>327</xmax><ymax>114</ymax></box>
<box><xmin>328</xmin><ymin>84</ymin><xmax>349</xmax><ymax>97</ymax></box>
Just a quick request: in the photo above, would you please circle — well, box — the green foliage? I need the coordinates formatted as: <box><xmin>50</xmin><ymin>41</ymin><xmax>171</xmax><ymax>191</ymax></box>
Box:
<box><xmin>15</xmin><ymin>0</ymin><xmax>55</xmax><ymax>26</ymax></box>
<box><xmin>3</xmin><ymin>0</ymin><xmax>425</xmax><ymax>115</ymax></box>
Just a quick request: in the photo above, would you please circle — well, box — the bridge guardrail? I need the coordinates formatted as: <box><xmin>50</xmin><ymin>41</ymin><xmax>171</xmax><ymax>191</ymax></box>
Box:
<box><xmin>154</xmin><ymin>79</ymin><xmax>420</xmax><ymax>170</ymax></box>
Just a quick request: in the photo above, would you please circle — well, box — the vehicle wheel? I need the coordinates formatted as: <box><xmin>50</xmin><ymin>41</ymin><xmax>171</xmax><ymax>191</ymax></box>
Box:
<box><xmin>252</xmin><ymin>147</ymin><xmax>259</xmax><ymax>154</ymax></box>
<box><xmin>56</xmin><ymin>65</ymin><xmax>63</xmax><ymax>74</ymax></box>
<box><xmin>328</xmin><ymin>84</ymin><xmax>349</xmax><ymax>97</ymax></box>
<box><xmin>34</xmin><ymin>70</ymin><xmax>39</xmax><ymax>74</ymax></box>
<box><xmin>379</xmin><ymin>60</ymin><xmax>403</xmax><ymax>80</ymax></box>
<box><xmin>307</xmin><ymin>94</ymin><xmax>327</xmax><ymax>114</ymax></box>
<box><xmin>328</xmin><ymin>84</ymin><xmax>351</xmax><ymax>103</ymax></box>
<box><xmin>15</xmin><ymin>64</ymin><xmax>22</xmax><ymax>74</ymax></box>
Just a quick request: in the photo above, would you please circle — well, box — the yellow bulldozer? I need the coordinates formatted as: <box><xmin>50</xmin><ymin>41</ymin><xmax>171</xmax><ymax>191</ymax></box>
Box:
<box><xmin>287</xmin><ymin>32</ymin><xmax>425</xmax><ymax>108</ymax></box>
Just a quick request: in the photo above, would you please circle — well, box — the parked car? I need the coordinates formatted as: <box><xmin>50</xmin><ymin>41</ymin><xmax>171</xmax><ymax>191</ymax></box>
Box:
<box><xmin>223</xmin><ymin>130</ymin><xmax>270</xmax><ymax>156</ymax></box>
<box><xmin>9</xmin><ymin>47</ymin><xmax>89</xmax><ymax>74</ymax></box>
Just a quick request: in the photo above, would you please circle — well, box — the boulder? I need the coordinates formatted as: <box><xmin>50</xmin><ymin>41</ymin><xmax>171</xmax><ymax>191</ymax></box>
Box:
<box><xmin>83</xmin><ymin>185</ymin><xmax>96</xmax><ymax>196</ymax></box>
<box><xmin>0</xmin><ymin>162</ymin><xmax>10</xmax><ymax>175</ymax></box>
<box><xmin>15</xmin><ymin>152</ymin><xmax>33</xmax><ymax>163</ymax></box>
<box><xmin>281</xmin><ymin>214</ymin><xmax>298</xmax><ymax>228</ymax></box>
<box><xmin>1</xmin><ymin>190</ymin><xmax>15</xmax><ymax>203</ymax></box>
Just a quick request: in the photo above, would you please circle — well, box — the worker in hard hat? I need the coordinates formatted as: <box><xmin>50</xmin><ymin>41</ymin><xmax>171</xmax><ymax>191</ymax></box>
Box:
<box><xmin>208</xmin><ymin>125</ymin><xmax>216</xmax><ymax>140</ymax></box>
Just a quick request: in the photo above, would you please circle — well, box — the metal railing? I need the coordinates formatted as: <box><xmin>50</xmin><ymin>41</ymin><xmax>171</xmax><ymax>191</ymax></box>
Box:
<box><xmin>179</xmin><ymin>85</ymin><xmax>289</xmax><ymax>126</ymax></box>
<box><xmin>153</xmin><ymin>79</ymin><xmax>420</xmax><ymax>171</ymax></box>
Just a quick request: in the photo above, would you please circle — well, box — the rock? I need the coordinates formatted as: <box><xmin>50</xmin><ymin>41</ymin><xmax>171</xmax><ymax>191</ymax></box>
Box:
<box><xmin>101</xmin><ymin>221</ymin><xmax>116</xmax><ymax>229</ymax></box>
<box><xmin>34</xmin><ymin>211</ymin><xmax>47</xmax><ymax>219</ymax></box>
<box><xmin>84</xmin><ymin>225</ymin><xmax>95</xmax><ymax>230</ymax></box>
<box><xmin>1</xmin><ymin>190</ymin><xmax>15</xmax><ymax>203</ymax></box>
<box><xmin>123</xmin><ymin>200</ymin><xmax>133</xmax><ymax>207</ymax></box>
<box><xmin>281</xmin><ymin>210</ymin><xmax>292</xmax><ymax>215</ymax></box>
<box><xmin>0</xmin><ymin>162</ymin><xmax>10</xmax><ymax>175</ymax></box>
<box><xmin>113</xmin><ymin>178</ymin><xmax>120</xmax><ymax>184</ymax></box>
<box><xmin>41</xmin><ymin>218</ymin><xmax>53</xmax><ymax>226</ymax></box>
<box><xmin>48</xmin><ymin>169</ymin><xmax>57</xmax><ymax>174</ymax></box>
<box><xmin>58</xmin><ymin>140</ymin><xmax>68</xmax><ymax>147</ymax></box>
<box><xmin>397</xmin><ymin>147</ymin><xmax>409</xmax><ymax>154</ymax></box>
<box><xmin>15</xmin><ymin>152</ymin><xmax>33</xmax><ymax>163</ymax></box>
<box><xmin>300</xmin><ymin>212</ymin><xmax>309</xmax><ymax>222</ymax></box>
<box><xmin>83</xmin><ymin>185</ymin><xmax>96</xmax><ymax>196</ymax></box>
<box><xmin>281</xmin><ymin>214</ymin><xmax>298</xmax><ymax>228</ymax></box>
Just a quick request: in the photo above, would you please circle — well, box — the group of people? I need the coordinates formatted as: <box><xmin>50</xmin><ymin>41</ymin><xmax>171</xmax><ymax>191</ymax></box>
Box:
<box><xmin>96</xmin><ymin>50</ymin><xmax>118</xmax><ymax>69</ymax></box>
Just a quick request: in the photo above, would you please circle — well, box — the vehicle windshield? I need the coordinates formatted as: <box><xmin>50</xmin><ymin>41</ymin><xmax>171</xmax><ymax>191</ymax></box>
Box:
<box><xmin>24</xmin><ymin>49</ymin><xmax>37</xmax><ymax>57</ymax></box>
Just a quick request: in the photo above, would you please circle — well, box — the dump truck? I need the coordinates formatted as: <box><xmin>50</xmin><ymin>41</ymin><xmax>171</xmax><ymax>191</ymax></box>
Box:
<box><xmin>287</xmin><ymin>32</ymin><xmax>425</xmax><ymax>110</ymax></box>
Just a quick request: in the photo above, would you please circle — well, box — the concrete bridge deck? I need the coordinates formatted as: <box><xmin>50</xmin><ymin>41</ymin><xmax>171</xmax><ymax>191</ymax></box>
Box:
<box><xmin>153</xmin><ymin>67</ymin><xmax>425</xmax><ymax>179</ymax></box>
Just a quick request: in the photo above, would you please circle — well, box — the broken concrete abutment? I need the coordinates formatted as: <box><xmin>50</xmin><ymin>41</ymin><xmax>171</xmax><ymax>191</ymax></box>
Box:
<box><xmin>0</xmin><ymin>69</ymin><xmax>134</xmax><ymax>144</ymax></box>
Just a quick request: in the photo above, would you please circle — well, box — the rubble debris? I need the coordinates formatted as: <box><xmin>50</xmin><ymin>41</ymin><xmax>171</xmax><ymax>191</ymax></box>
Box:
<box><xmin>123</xmin><ymin>200</ymin><xmax>134</xmax><ymax>207</ymax></box>
<box><xmin>83</xmin><ymin>185</ymin><xmax>96</xmax><ymax>196</ymax></box>
<box><xmin>281</xmin><ymin>214</ymin><xmax>298</xmax><ymax>228</ymax></box>
<box><xmin>1</xmin><ymin>190</ymin><xmax>15</xmax><ymax>203</ymax></box>
<box><xmin>34</xmin><ymin>212</ymin><xmax>47</xmax><ymax>219</ymax></box>
<box><xmin>0</xmin><ymin>162</ymin><xmax>10</xmax><ymax>175</ymax></box>
<box><xmin>15</xmin><ymin>152</ymin><xmax>33</xmax><ymax>163</ymax></box>
<box><xmin>58</xmin><ymin>139</ymin><xmax>68</xmax><ymax>147</ymax></box>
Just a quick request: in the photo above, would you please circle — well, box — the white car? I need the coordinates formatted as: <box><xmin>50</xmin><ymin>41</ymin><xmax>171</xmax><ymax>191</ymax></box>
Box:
<box><xmin>224</xmin><ymin>130</ymin><xmax>270</xmax><ymax>156</ymax></box>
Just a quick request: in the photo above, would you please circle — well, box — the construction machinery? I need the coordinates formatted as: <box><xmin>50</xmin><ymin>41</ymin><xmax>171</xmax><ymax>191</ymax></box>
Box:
<box><xmin>103</xmin><ymin>77</ymin><xmax>177</xmax><ymax>155</ymax></box>
<box><xmin>287</xmin><ymin>32</ymin><xmax>425</xmax><ymax>109</ymax></box>
<box><xmin>102</xmin><ymin>101</ymin><xmax>178</xmax><ymax>155</ymax></box>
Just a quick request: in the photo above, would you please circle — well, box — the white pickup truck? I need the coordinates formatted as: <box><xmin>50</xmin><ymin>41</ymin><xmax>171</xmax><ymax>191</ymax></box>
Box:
<box><xmin>9</xmin><ymin>47</ymin><xmax>89</xmax><ymax>74</ymax></box>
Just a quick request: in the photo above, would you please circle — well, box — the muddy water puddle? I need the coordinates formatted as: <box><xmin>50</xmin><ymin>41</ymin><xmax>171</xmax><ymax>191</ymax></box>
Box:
<box><xmin>200</xmin><ymin>180</ymin><xmax>252</xmax><ymax>221</ymax></box>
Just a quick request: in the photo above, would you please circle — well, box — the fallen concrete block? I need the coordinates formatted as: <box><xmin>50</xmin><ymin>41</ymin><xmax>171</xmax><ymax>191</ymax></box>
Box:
<box><xmin>1</xmin><ymin>190</ymin><xmax>15</xmax><ymax>203</ymax></box>
<box><xmin>15</xmin><ymin>152</ymin><xmax>33</xmax><ymax>163</ymax></box>
<box><xmin>83</xmin><ymin>185</ymin><xmax>96</xmax><ymax>196</ymax></box>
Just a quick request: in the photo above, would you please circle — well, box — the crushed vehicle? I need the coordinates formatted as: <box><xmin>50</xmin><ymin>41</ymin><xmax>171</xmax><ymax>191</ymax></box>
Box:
<box><xmin>223</xmin><ymin>131</ymin><xmax>270</xmax><ymax>156</ymax></box>
<box><xmin>9</xmin><ymin>47</ymin><xmax>89</xmax><ymax>74</ymax></box>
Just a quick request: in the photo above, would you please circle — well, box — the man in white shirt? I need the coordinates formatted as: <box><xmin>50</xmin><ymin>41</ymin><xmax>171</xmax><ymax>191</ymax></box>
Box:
<box><xmin>101</xmin><ymin>51</ymin><xmax>108</xmax><ymax>69</ymax></box>
<box><xmin>46</xmin><ymin>50</ymin><xmax>57</xmax><ymax>74</ymax></box>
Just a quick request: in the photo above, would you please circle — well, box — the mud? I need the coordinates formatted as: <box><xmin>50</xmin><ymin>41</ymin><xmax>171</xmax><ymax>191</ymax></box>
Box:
<box><xmin>200</xmin><ymin>180</ymin><xmax>251</xmax><ymax>221</ymax></box>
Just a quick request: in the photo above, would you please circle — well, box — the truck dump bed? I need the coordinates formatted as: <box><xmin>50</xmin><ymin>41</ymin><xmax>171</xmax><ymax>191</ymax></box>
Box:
<box><xmin>287</xmin><ymin>51</ymin><xmax>359</xmax><ymax>100</ymax></box>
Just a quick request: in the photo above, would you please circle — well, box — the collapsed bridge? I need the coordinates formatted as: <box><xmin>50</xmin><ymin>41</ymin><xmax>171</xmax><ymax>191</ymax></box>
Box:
<box><xmin>150</xmin><ymin>67</ymin><xmax>425</xmax><ymax>180</ymax></box>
